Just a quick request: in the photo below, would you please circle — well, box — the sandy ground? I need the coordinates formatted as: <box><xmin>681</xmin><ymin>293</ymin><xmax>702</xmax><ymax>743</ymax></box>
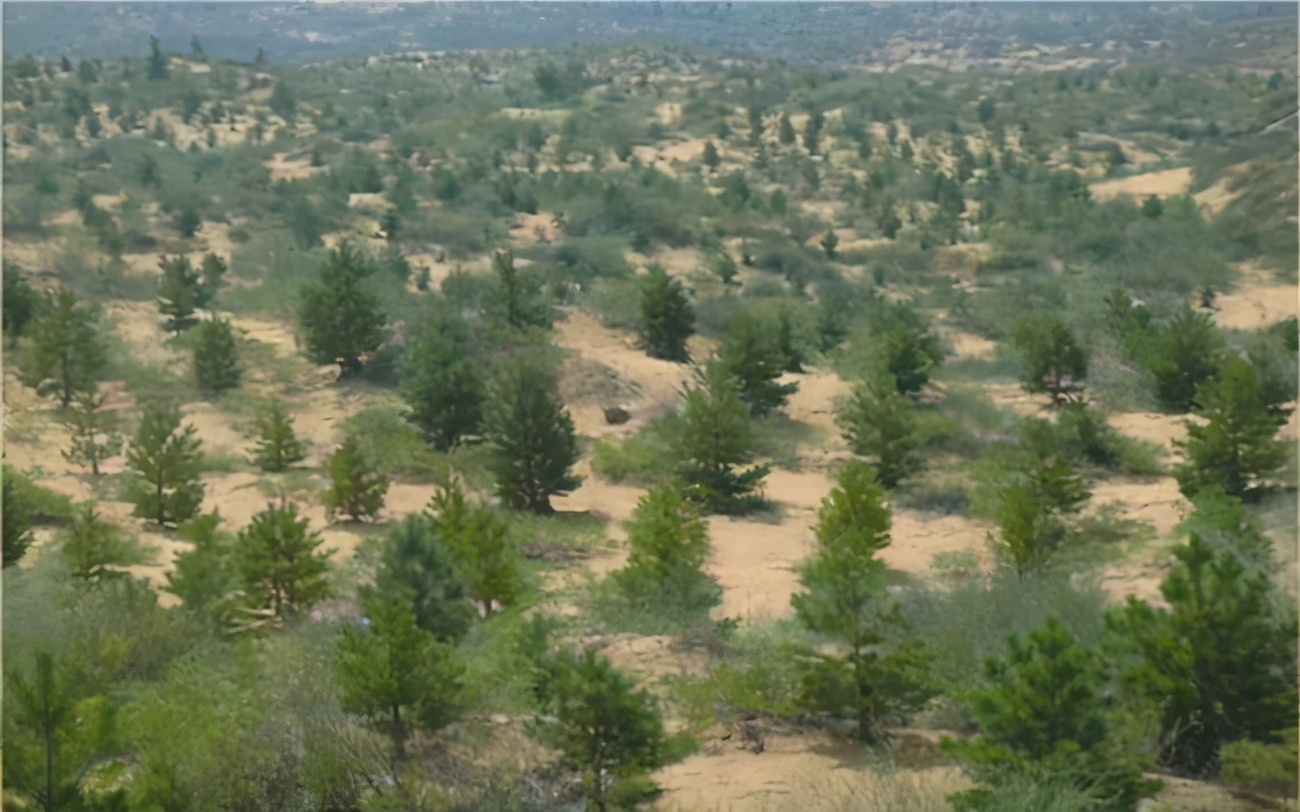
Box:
<box><xmin>264</xmin><ymin>151</ymin><xmax>323</xmax><ymax>182</ymax></box>
<box><xmin>1088</xmin><ymin>167</ymin><xmax>1193</xmax><ymax>202</ymax></box>
<box><xmin>944</xmin><ymin>331</ymin><xmax>999</xmax><ymax>362</ymax></box>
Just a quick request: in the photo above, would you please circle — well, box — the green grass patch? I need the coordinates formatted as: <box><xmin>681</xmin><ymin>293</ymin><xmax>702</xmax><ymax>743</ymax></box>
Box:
<box><xmin>753</xmin><ymin>413</ymin><xmax>825</xmax><ymax>472</ymax></box>
<box><xmin>591</xmin><ymin>413</ymin><xmax>683</xmax><ymax>486</ymax></box>
<box><xmin>4</xmin><ymin>465</ymin><xmax>77</xmax><ymax>524</ymax></box>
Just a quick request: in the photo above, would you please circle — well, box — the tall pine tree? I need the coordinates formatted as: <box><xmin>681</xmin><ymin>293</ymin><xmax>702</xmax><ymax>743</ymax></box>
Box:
<box><xmin>250</xmin><ymin>399</ymin><xmax>307</xmax><ymax>473</ymax></box>
<box><xmin>23</xmin><ymin>289</ymin><xmax>106</xmax><ymax>407</ymax></box>
<box><xmin>483</xmin><ymin>356</ymin><xmax>581</xmax><ymax>514</ymax></box>
<box><xmin>125</xmin><ymin>404</ymin><xmax>205</xmax><ymax>527</ymax></box>
<box><xmin>297</xmin><ymin>241</ymin><xmax>387</xmax><ymax>377</ymax></box>
<box><xmin>638</xmin><ymin>266</ymin><xmax>695</xmax><ymax>362</ymax></box>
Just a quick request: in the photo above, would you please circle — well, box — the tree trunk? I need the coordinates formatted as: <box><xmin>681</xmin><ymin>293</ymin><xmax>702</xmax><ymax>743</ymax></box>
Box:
<box><xmin>43</xmin><ymin>714</ymin><xmax>55</xmax><ymax>812</ymax></box>
<box><xmin>156</xmin><ymin>476</ymin><xmax>165</xmax><ymax>525</ymax></box>
<box><xmin>391</xmin><ymin>705</ymin><xmax>406</xmax><ymax>762</ymax></box>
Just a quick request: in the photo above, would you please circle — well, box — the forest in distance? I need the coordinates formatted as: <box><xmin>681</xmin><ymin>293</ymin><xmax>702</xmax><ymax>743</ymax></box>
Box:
<box><xmin>2</xmin><ymin>2</ymin><xmax>1298</xmax><ymax>811</ymax></box>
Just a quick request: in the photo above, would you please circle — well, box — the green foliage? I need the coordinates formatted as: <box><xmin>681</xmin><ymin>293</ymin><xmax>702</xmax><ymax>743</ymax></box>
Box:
<box><xmin>157</xmin><ymin>254</ymin><xmax>204</xmax><ymax>332</ymax></box>
<box><xmin>844</xmin><ymin>302</ymin><xmax>944</xmax><ymax>396</ymax></box>
<box><xmin>591</xmin><ymin>413</ymin><xmax>683</xmax><ymax>486</ymax></box>
<box><xmin>1174</xmin><ymin>355</ymin><xmax>1291</xmax><ymax>501</ymax></box>
<box><xmin>527</xmin><ymin>646</ymin><xmax>669</xmax><ymax>811</ymax></box>
<box><xmin>483</xmin><ymin>355</ymin><xmax>581</xmax><ymax>514</ymax></box>
<box><xmin>675</xmin><ymin>362</ymin><xmax>770</xmax><ymax>515</ymax></box>
<box><xmin>425</xmin><ymin>480</ymin><xmax>526</xmax><ymax>618</ymax></box>
<box><xmin>125</xmin><ymin>403</ymin><xmax>206</xmax><ymax>527</ymax></box>
<box><xmin>323</xmin><ymin>435</ymin><xmax>390</xmax><ymax>522</ymax></box>
<box><xmin>638</xmin><ymin>266</ymin><xmax>695</xmax><ymax>362</ymax></box>
<box><xmin>716</xmin><ymin>310</ymin><xmax>798</xmax><ymax>417</ymax></box>
<box><xmin>372</xmin><ymin>513</ymin><xmax>477</xmax><ymax>642</ymax></box>
<box><xmin>793</xmin><ymin>462</ymin><xmax>936</xmax><ymax>742</ymax></box>
<box><xmin>235</xmin><ymin>500</ymin><xmax>332</xmax><ymax>619</ymax></box>
<box><xmin>22</xmin><ymin>288</ymin><xmax>107</xmax><ymax>407</ymax></box>
<box><xmin>335</xmin><ymin>588</ymin><xmax>464</xmax><ymax>761</ymax></box>
<box><xmin>1106</xmin><ymin>526</ymin><xmax>1298</xmax><ymax>777</ymax></box>
<box><xmin>778</xmin><ymin>112</ymin><xmax>796</xmax><ymax>145</ymax></box>
<box><xmin>489</xmin><ymin>249</ymin><xmax>554</xmax><ymax>335</ymax></box>
<box><xmin>250</xmin><ymin>398</ymin><xmax>306</xmax><ymax>473</ymax></box>
<box><xmin>165</xmin><ymin>511</ymin><xmax>241</xmax><ymax>622</ymax></box>
<box><xmin>986</xmin><ymin>438</ymin><xmax>1092</xmax><ymax>578</ymax></box>
<box><xmin>3</xmin><ymin>262</ymin><xmax>42</xmax><ymax>346</ymax></box>
<box><xmin>1010</xmin><ymin>314</ymin><xmax>1088</xmax><ymax>403</ymax></box>
<box><xmin>173</xmin><ymin>205</ymin><xmax>201</xmax><ymax>239</ymax></box>
<box><xmin>61</xmin><ymin>388</ymin><xmax>123</xmax><ymax>476</ymax></box>
<box><xmin>3</xmin><ymin>470</ymin><xmax>34</xmax><ymax>567</ymax></box>
<box><xmin>701</xmin><ymin>140</ymin><xmax>720</xmax><ymax>169</ymax></box>
<box><xmin>297</xmin><ymin>240</ymin><xmax>387</xmax><ymax>377</ymax></box>
<box><xmin>192</xmin><ymin>315</ymin><xmax>242</xmax><ymax>395</ymax></box>
<box><xmin>1220</xmin><ymin>734</ymin><xmax>1298</xmax><ymax>799</ymax></box>
<box><xmin>397</xmin><ymin>306</ymin><xmax>484</xmax><ymax>451</ymax></box>
<box><xmin>268</xmin><ymin>79</ymin><xmax>296</xmax><ymax>122</ymax></box>
<box><xmin>61</xmin><ymin>503</ymin><xmax>150</xmax><ymax>581</ymax></box>
<box><xmin>1143</xmin><ymin>308</ymin><xmax>1226</xmax><ymax>413</ymax></box>
<box><xmin>942</xmin><ymin>618</ymin><xmax>1161</xmax><ymax>812</ymax></box>
<box><xmin>838</xmin><ymin>372</ymin><xmax>922</xmax><ymax>489</ymax></box>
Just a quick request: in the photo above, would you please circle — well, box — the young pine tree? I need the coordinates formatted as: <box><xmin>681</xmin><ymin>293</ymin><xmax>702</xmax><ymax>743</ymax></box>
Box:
<box><xmin>375</xmin><ymin>513</ymin><xmax>477</xmax><ymax>641</ymax></box>
<box><xmin>323</xmin><ymin>436</ymin><xmax>389</xmax><ymax>522</ymax></box>
<box><xmin>837</xmin><ymin>371</ymin><xmax>922</xmax><ymax>489</ymax></box>
<box><xmin>609</xmin><ymin>486</ymin><xmax>719</xmax><ymax>622</ymax></box>
<box><xmin>192</xmin><ymin>316</ymin><xmax>241</xmax><ymax>395</ymax></box>
<box><xmin>23</xmin><ymin>289</ymin><xmax>107</xmax><ymax>407</ymax></box>
<box><xmin>1010</xmin><ymin>313</ymin><xmax>1088</xmax><ymax>404</ymax></box>
<box><xmin>792</xmin><ymin>462</ymin><xmax>935</xmax><ymax>743</ymax></box>
<box><xmin>777</xmin><ymin>112</ymin><xmax>796</xmax><ymax>145</ymax></box>
<box><xmin>397</xmin><ymin>308</ymin><xmax>484</xmax><ymax>451</ymax></box>
<box><xmin>197</xmin><ymin>252</ymin><xmax>227</xmax><ymax>308</ymax></box>
<box><xmin>819</xmin><ymin>229</ymin><xmax>838</xmax><ymax>260</ymax></box>
<box><xmin>334</xmin><ymin>589</ymin><xmax>464</xmax><ymax>763</ymax></box>
<box><xmin>250</xmin><ymin>399</ymin><xmax>306</xmax><ymax>473</ymax></box>
<box><xmin>490</xmin><ymin>249</ymin><xmax>553</xmax><ymax>333</ymax></box>
<box><xmin>987</xmin><ymin>447</ymin><xmax>1091</xmax><ymax>579</ymax></box>
<box><xmin>426</xmin><ymin>480</ymin><xmax>526</xmax><ymax>618</ymax></box>
<box><xmin>156</xmin><ymin>255</ymin><xmax>202</xmax><ymax>333</ymax></box>
<box><xmin>483</xmin><ymin>357</ymin><xmax>581</xmax><ymax>514</ymax></box>
<box><xmin>717</xmin><ymin>311</ymin><xmax>798</xmax><ymax>417</ymax></box>
<box><xmin>701</xmin><ymin>140</ymin><xmax>720</xmax><ymax>169</ymax></box>
<box><xmin>1174</xmin><ymin>355</ymin><xmax>1291</xmax><ymax>501</ymax></box>
<box><xmin>942</xmin><ymin>618</ymin><xmax>1161</xmax><ymax>811</ymax></box>
<box><xmin>639</xmin><ymin>266</ymin><xmax>695</xmax><ymax>362</ymax></box>
<box><xmin>61</xmin><ymin>389</ymin><xmax>122</xmax><ymax>476</ymax></box>
<box><xmin>235</xmin><ymin>500</ymin><xmax>332</xmax><ymax>619</ymax></box>
<box><xmin>675</xmin><ymin>362</ymin><xmax>770</xmax><ymax>515</ymax></box>
<box><xmin>146</xmin><ymin>35</ymin><xmax>169</xmax><ymax>80</ymax></box>
<box><xmin>125</xmin><ymin>404</ymin><xmax>206</xmax><ymax>527</ymax></box>
<box><xmin>61</xmin><ymin>504</ymin><xmax>149</xmax><ymax>581</ymax></box>
<box><xmin>3</xmin><ymin>473</ymin><xmax>34</xmax><ymax>568</ymax></box>
<box><xmin>3</xmin><ymin>261</ymin><xmax>42</xmax><ymax>346</ymax></box>
<box><xmin>165</xmin><ymin>511</ymin><xmax>241</xmax><ymax>624</ymax></box>
<box><xmin>1145</xmin><ymin>308</ymin><xmax>1226</xmax><ymax>413</ymax></box>
<box><xmin>297</xmin><ymin>241</ymin><xmax>387</xmax><ymax>377</ymax></box>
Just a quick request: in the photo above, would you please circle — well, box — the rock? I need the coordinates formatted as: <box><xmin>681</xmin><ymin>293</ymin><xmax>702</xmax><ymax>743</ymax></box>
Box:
<box><xmin>603</xmin><ymin>406</ymin><xmax>632</xmax><ymax>425</ymax></box>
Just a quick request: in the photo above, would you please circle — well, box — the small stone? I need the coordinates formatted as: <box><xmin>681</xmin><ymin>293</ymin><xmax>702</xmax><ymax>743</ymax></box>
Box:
<box><xmin>603</xmin><ymin>406</ymin><xmax>632</xmax><ymax>425</ymax></box>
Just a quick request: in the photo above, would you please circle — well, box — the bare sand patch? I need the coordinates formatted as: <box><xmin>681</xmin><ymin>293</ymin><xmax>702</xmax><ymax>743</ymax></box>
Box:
<box><xmin>946</xmin><ymin>331</ymin><xmax>999</xmax><ymax>362</ymax></box>
<box><xmin>1192</xmin><ymin>162</ymin><xmax>1250</xmax><ymax>217</ymax></box>
<box><xmin>783</xmin><ymin>369</ymin><xmax>853</xmax><ymax>439</ymax></box>
<box><xmin>883</xmin><ymin>510</ymin><xmax>995</xmax><ymax>576</ymax></box>
<box><xmin>508</xmin><ymin>211</ymin><xmax>564</xmax><ymax>246</ymax></box>
<box><xmin>264</xmin><ymin>151</ymin><xmax>322</xmax><ymax>182</ymax></box>
<box><xmin>1213</xmin><ymin>285</ymin><xmax>1298</xmax><ymax>331</ymax></box>
<box><xmin>1088</xmin><ymin>167</ymin><xmax>1192</xmax><ymax>202</ymax></box>
<box><xmin>707</xmin><ymin>516</ymin><xmax>817</xmax><ymax>621</ymax></box>
<box><xmin>1091</xmin><ymin>476</ymin><xmax>1188</xmax><ymax>540</ymax></box>
<box><xmin>654</xmin><ymin>101</ymin><xmax>683</xmax><ymax>127</ymax></box>
<box><xmin>599</xmin><ymin>635</ymin><xmax>710</xmax><ymax>690</ymax></box>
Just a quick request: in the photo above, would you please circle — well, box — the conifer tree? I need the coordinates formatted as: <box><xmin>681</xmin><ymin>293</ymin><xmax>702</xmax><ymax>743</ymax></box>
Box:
<box><xmin>838</xmin><ymin>371</ymin><xmax>922</xmax><ymax>489</ymax></box>
<box><xmin>482</xmin><ymin>357</ymin><xmax>581</xmax><ymax>514</ymax></box>
<box><xmin>638</xmin><ymin>266</ymin><xmax>695</xmax><ymax>362</ymax></box>
<box><xmin>1145</xmin><ymin>307</ymin><xmax>1226</xmax><ymax>412</ymax></box>
<box><xmin>323</xmin><ymin>436</ymin><xmax>389</xmax><ymax>522</ymax></box>
<box><xmin>173</xmin><ymin>206</ymin><xmax>201</xmax><ymax>239</ymax></box>
<box><xmin>197</xmin><ymin>252</ymin><xmax>226</xmax><ymax>308</ymax></box>
<box><xmin>793</xmin><ymin>462</ymin><xmax>934</xmax><ymax>743</ymax></box>
<box><xmin>335</xmin><ymin>588</ymin><xmax>464</xmax><ymax>762</ymax></box>
<box><xmin>717</xmin><ymin>311</ymin><xmax>797</xmax><ymax>417</ymax></box>
<box><xmin>61</xmin><ymin>388</ymin><xmax>122</xmax><ymax>476</ymax></box>
<box><xmin>711</xmin><ymin>251</ymin><xmax>739</xmax><ymax>287</ymax></box>
<box><xmin>1010</xmin><ymin>313</ymin><xmax>1089</xmax><ymax>404</ymax></box>
<box><xmin>701</xmin><ymin>140</ymin><xmax>720</xmax><ymax>169</ymax></box>
<box><xmin>1175</xmin><ymin>355</ymin><xmax>1291</xmax><ymax>501</ymax></box>
<box><xmin>987</xmin><ymin>447</ymin><xmax>1091</xmax><ymax>579</ymax></box>
<box><xmin>426</xmin><ymin>481</ymin><xmax>525</xmax><ymax>618</ymax></box>
<box><xmin>397</xmin><ymin>307</ymin><xmax>483</xmax><ymax>451</ymax></box>
<box><xmin>297</xmin><ymin>240</ymin><xmax>387</xmax><ymax>377</ymax></box>
<box><xmin>803</xmin><ymin>109</ymin><xmax>823</xmax><ymax>154</ymax></box>
<box><xmin>235</xmin><ymin>500</ymin><xmax>331</xmax><ymax>619</ymax></box>
<box><xmin>675</xmin><ymin>362</ymin><xmax>769</xmax><ymax>514</ymax></box>
<box><xmin>942</xmin><ymin>619</ymin><xmax>1161</xmax><ymax>810</ymax></box>
<box><xmin>375</xmin><ymin>513</ymin><xmax>476</xmax><ymax>641</ymax></box>
<box><xmin>3</xmin><ymin>473</ymin><xmax>33</xmax><ymax>568</ymax></box>
<box><xmin>125</xmin><ymin>404</ymin><xmax>205</xmax><ymax>526</ymax></box>
<box><xmin>157</xmin><ymin>255</ymin><xmax>202</xmax><ymax>333</ymax></box>
<box><xmin>192</xmin><ymin>315</ymin><xmax>242</xmax><ymax>395</ymax></box>
<box><xmin>146</xmin><ymin>35</ymin><xmax>169</xmax><ymax>81</ymax></box>
<box><xmin>819</xmin><ymin>229</ymin><xmax>838</xmax><ymax>260</ymax></box>
<box><xmin>609</xmin><ymin>486</ymin><xmax>719</xmax><ymax>619</ymax></box>
<box><xmin>250</xmin><ymin>399</ymin><xmax>306</xmax><ymax>473</ymax></box>
<box><xmin>3</xmin><ymin>261</ymin><xmax>41</xmax><ymax>346</ymax></box>
<box><xmin>864</xmin><ymin>304</ymin><xmax>945</xmax><ymax>397</ymax></box>
<box><xmin>23</xmin><ymin>289</ymin><xmax>107</xmax><ymax>407</ymax></box>
<box><xmin>165</xmin><ymin>511</ymin><xmax>240</xmax><ymax>623</ymax></box>
<box><xmin>777</xmin><ymin>112</ymin><xmax>796</xmax><ymax>145</ymax></box>
<box><xmin>489</xmin><ymin>249</ymin><xmax>553</xmax><ymax>332</ymax></box>
<box><xmin>268</xmin><ymin>80</ymin><xmax>296</xmax><ymax>123</ymax></box>
<box><xmin>61</xmin><ymin>503</ymin><xmax>148</xmax><ymax>581</ymax></box>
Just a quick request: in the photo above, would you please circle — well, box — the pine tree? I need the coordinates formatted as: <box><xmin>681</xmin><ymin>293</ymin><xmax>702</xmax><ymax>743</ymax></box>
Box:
<box><xmin>1010</xmin><ymin>314</ymin><xmax>1088</xmax><ymax>404</ymax></box>
<box><xmin>482</xmin><ymin>357</ymin><xmax>581</xmax><ymax>514</ymax></box>
<box><xmin>987</xmin><ymin>448</ymin><xmax>1091</xmax><ymax>579</ymax></box>
<box><xmin>819</xmin><ymin>229</ymin><xmax>838</xmax><ymax>260</ymax></box>
<box><xmin>639</xmin><ymin>266</ymin><xmax>695</xmax><ymax>362</ymax></box>
<box><xmin>1107</xmin><ymin>529</ymin><xmax>1298</xmax><ymax>777</ymax></box>
<box><xmin>192</xmin><ymin>316</ymin><xmax>241</xmax><ymax>395</ymax></box>
<box><xmin>146</xmin><ymin>35</ymin><xmax>169</xmax><ymax>81</ymax></box>
<box><xmin>838</xmin><ymin>372</ymin><xmax>922</xmax><ymax>489</ymax></box>
<box><xmin>165</xmin><ymin>511</ymin><xmax>240</xmax><ymax>623</ymax></box>
<box><xmin>380</xmin><ymin>209</ymin><xmax>400</xmax><ymax>242</ymax></box>
<box><xmin>426</xmin><ymin>482</ymin><xmax>525</xmax><ymax>618</ymax></box>
<box><xmin>778</xmin><ymin>112</ymin><xmax>796</xmax><ymax>145</ymax></box>
<box><xmin>297</xmin><ymin>240</ymin><xmax>387</xmax><ymax>377</ymax></box>
<box><xmin>3</xmin><ymin>262</ymin><xmax>42</xmax><ymax>346</ymax></box>
<box><xmin>609</xmin><ymin>486</ymin><xmax>719</xmax><ymax>619</ymax></box>
<box><xmin>489</xmin><ymin>249</ymin><xmax>552</xmax><ymax>333</ymax></box>
<box><xmin>235</xmin><ymin>501</ymin><xmax>331</xmax><ymax>619</ymax></box>
<box><xmin>268</xmin><ymin>80</ymin><xmax>296</xmax><ymax>122</ymax></box>
<box><xmin>376</xmin><ymin>513</ymin><xmax>477</xmax><ymax>641</ymax></box>
<box><xmin>61</xmin><ymin>388</ymin><xmax>122</xmax><ymax>476</ymax></box>
<box><xmin>61</xmin><ymin>503</ymin><xmax>148</xmax><ymax>581</ymax></box>
<box><xmin>717</xmin><ymin>311</ymin><xmax>798</xmax><ymax>417</ymax></box>
<box><xmin>323</xmin><ymin>436</ymin><xmax>389</xmax><ymax>522</ymax></box>
<box><xmin>335</xmin><ymin>588</ymin><xmax>464</xmax><ymax>762</ymax></box>
<box><xmin>527</xmin><ymin>646</ymin><xmax>668</xmax><ymax>811</ymax></box>
<box><xmin>397</xmin><ymin>308</ymin><xmax>484</xmax><ymax>451</ymax></box>
<box><xmin>711</xmin><ymin>251</ymin><xmax>739</xmax><ymax>287</ymax></box>
<box><xmin>250</xmin><ymin>399</ymin><xmax>307</xmax><ymax>473</ymax></box>
<box><xmin>124</xmin><ymin>404</ymin><xmax>206</xmax><ymax>527</ymax></box>
<box><xmin>1174</xmin><ymin>356</ymin><xmax>1291</xmax><ymax>501</ymax></box>
<box><xmin>864</xmin><ymin>304</ymin><xmax>945</xmax><ymax>397</ymax></box>
<box><xmin>701</xmin><ymin>140</ymin><xmax>720</xmax><ymax>169</ymax></box>
<box><xmin>793</xmin><ymin>462</ymin><xmax>934</xmax><ymax>743</ymax></box>
<box><xmin>803</xmin><ymin>109</ymin><xmax>823</xmax><ymax>154</ymax></box>
<box><xmin>197</xmin><ymin>252</ymin><xmax>227</xmax><ymax>308</ymax></box>
<box><xmin>23</xmin><ymin>289</ymin><xmax>107</xmax><ymax>407</ymax></box>
<box><xmin>675</xmin><ymin>362</ymin><xmax>769</xmax><ymax>515</ymax></box>
<box><xmin>156</xmin><ymin>255</ymin><xmax>202</xmax><ymax>333</ymax></box>
<box><xmin>3</xmin><ymin>472</ymin><xmax>33</xmax><ymax>567</ymax></box>
<box><xmin>942</xmin><ymin>618</ymin><xmax>1161</xmax><ymax>810</ymax></box>
<box><xmin>1145</xmin><ymin>307</ymin><xmax>1226</xmax><ymax>413</ymax></box>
